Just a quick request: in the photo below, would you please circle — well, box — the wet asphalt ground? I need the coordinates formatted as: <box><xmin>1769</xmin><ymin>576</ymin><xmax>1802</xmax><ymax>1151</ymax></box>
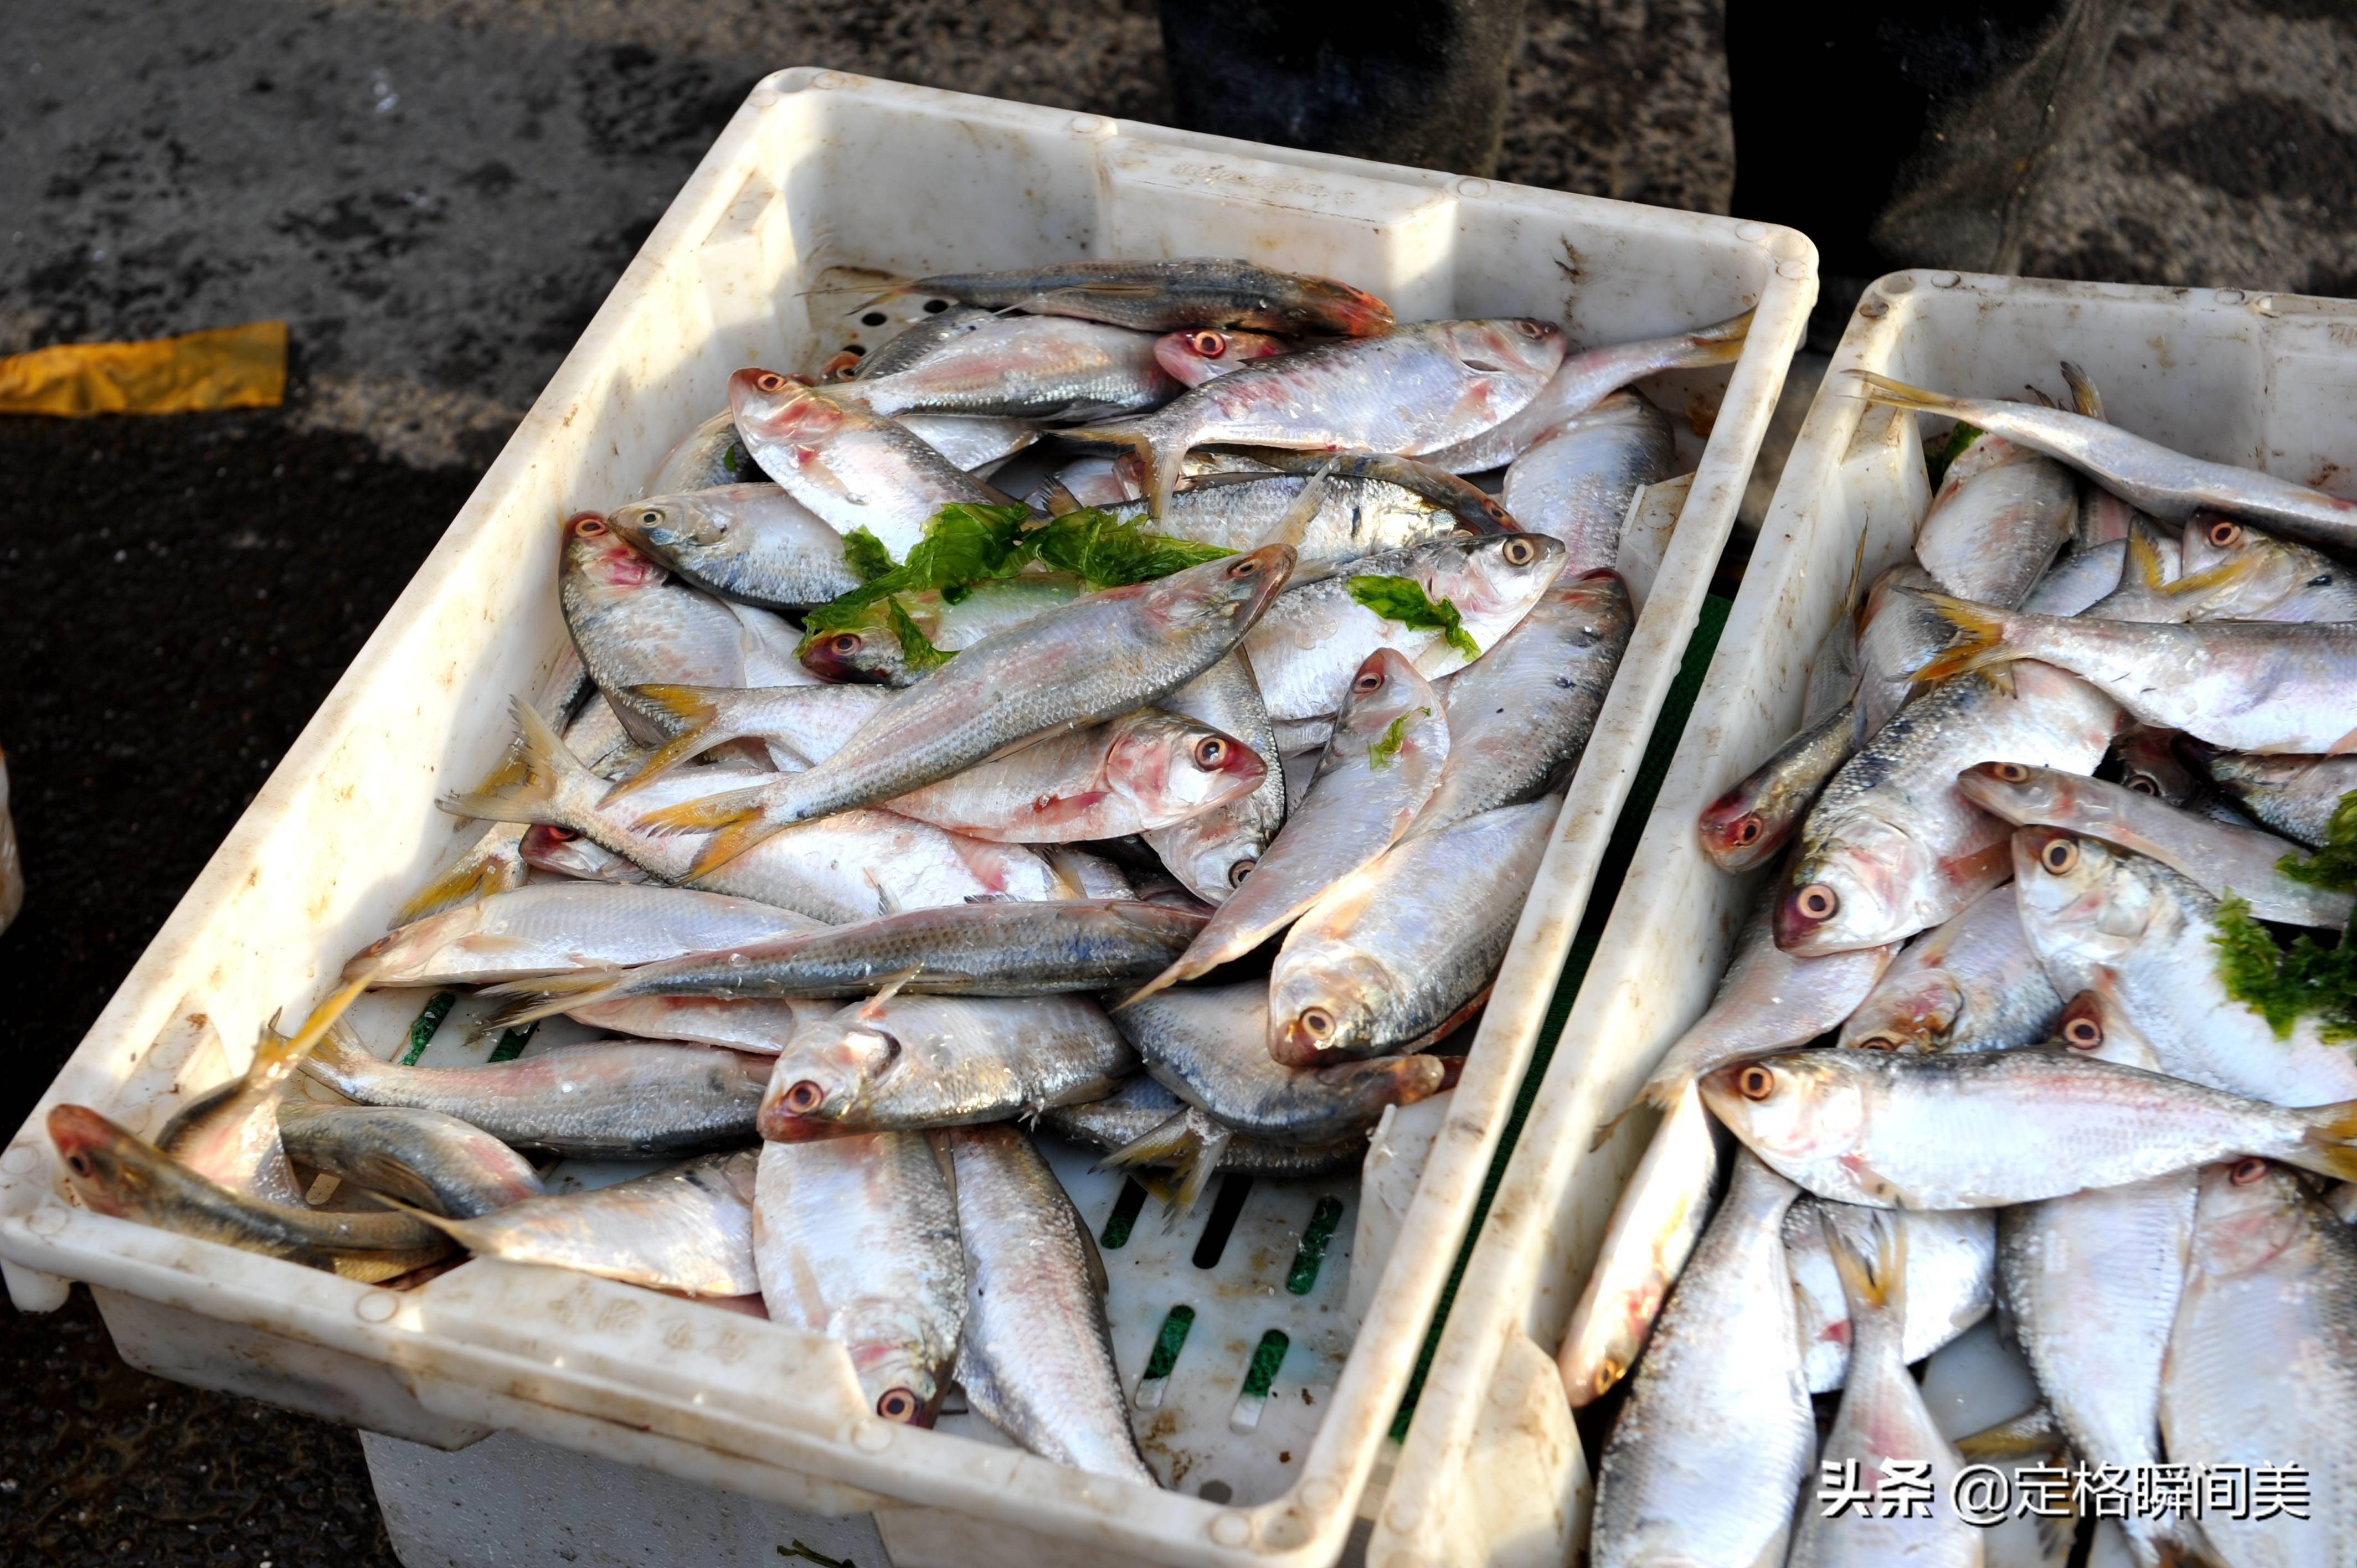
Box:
<box><xmin>2</xmin><ymin>0</ymin><xmax>2353</xmax><ymax>1562</ymax></box>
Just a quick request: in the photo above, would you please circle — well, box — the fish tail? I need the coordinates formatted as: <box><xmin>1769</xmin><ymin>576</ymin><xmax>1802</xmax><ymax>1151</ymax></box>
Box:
<box><xmin>1671</xmin><ymin>307</ymin><xmax>1752</xmax><ymax>367</ymax></box>
<box><xmin>2058</xmin><ymin>360</ymin><xmax>2105</xmax><ymax>421</ymax></box>
<box><xmin>393</xmin><ymin>840</ymin><xmax>520</xmax><ymax>926</ymax></box>
<box><xmin>438</xmin><ymin>698</ymin><xmax>585</xmax><ymax>827</ymax></box>
<box><xmin>2123</xmin><ymin>523</ymin><xmax>2171</xmax><ymax>590</ymax></box>
<box><xmin>355</xmin><ymin>1187</ymin><xmax>477</xmax><ymax>1243</ymax></box>
<box><xmin>1902</xmin><ymin>589</ymin><xmax>2024</xmax><ymax>683</ymax></box>
<box><xmin>2294</xmin><ymin>1101</ymin><xmax>2357</xmax><ymax>1182</ymax></box>
<box><xmin>1065</xmin><ymin>422</ymin><xmax>1178</xmax><ymax>523</ymax></box>
<box><xmin>276</xmin><ymin>975</ymin><xmax>372</xmax><ymax>1069</ymax></box>
<box><xmin>602</xmin><ymin>685</ymin><xmax>733</xmax><ymax>802</ymax></box>
<box><xmin>1095</xmin><ymin>1109</ymin><xmax>1228</xmax><ymax>1220</ymax></box>
<box><xmin>472</xmin><ymin>969</ymin><xmax>630</xmax><ymax>1032</ymax></box>
<box><xmin>682</xmin><ymin>814</ymin><xmax>787</xmax><ymax>881</ymax></box>
<box><xmin>634</xmin><ymin>782</ymin><xmax>772</xmax><ymax>836</ymax></box>
<box><xmin>1819</xmin><ymin>1204</ymin><xmax>1907</xmax><ymax>1318</ymax></box>
<box><xmin>1845</xmin><ymin>370</ymin><xmax>1971</xmax><ymax>419</ymax></box>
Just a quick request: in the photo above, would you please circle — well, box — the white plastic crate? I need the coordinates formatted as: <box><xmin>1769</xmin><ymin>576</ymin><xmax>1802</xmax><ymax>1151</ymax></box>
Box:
<box><xmin>0</xmin><ymin>70</ymin><xmax>1813</xmax><ymax>1568</ymax></box>
<box><xmin>1365</xmin><ymin>270</ymin><xmax>2357</xmax><ymax>1568</ymax></box>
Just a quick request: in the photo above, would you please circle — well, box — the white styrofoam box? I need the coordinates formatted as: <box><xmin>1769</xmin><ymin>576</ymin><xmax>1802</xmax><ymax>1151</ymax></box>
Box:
<box><xmin>1365</xmin><ymin>271</ymin><xmax>2357</xmax><ymax>1568</ymax></box>
<box><xmin>0</xmin><ymin>70</ymin><xmax>1813</xmax><ymax>1568</ymax></box>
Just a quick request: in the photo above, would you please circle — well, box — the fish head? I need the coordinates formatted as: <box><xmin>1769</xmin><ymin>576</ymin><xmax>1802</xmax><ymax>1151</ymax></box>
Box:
<box><xmin>725</xmin><ymin>369</ymin><xmax>832</xmax><ymax>442</ymax></box>
<box><xmin>797</xmin><ymin>624</ymin><xmax>909</xmax><ymax>685</ymax></box>
<box><xmin>1437</xmin><ymin>533</ymin><xmax>1568</xmax><ymax>620</ymax></box>
<box><xmin>1311</xmin><ymin>1053</ymin><xmax>1451</xmax><ymax>1117</ymax></box>
<box><xmin>2191</xmin><ymin>1157</ymin><xmax>2312</xmax><ymax>1277</ymax></box>
<box><xmin>1953</xmin><ymin>760</ymin><xmax>2079</xmax><ymax>826</ymax></box>
<box><xmin>1144</xmin><ymin>810</ymin><xmax>1268</xmax><ymax>904</ymax></box>
<box><xmin>756</xmin><ymin>1017</ymin><xmax>898</xmax><ymax>1140</ymax></box>
<box><xmin>520</xmin><ymin>825</ymin><xmax>625</xmax><ymax>881</ymax></box>
<box><xmin>1141</xmin><ymin>543</ymin><xmax>1295</xmax><ymax>637</ymax></box>
<box><xmin>835</xmin><ymin>1303</ymin><xmax>953</xmax><ymax>1427</ymax></box>
<box><xmin>563</xmin><ymin>511</ymin><xmax>668</xmax><ymax>592</ymax></box>
<box><xmin>1840</xmin><ymin>968</ymin><xmax>1964</xmax><ymax>1053</ymax></box>
<box><xmin>47</xmin><ymin>1104</ymin><xmax>160</xmax><ymax>1220</ymax></box>
<box><xmin>1443</xmin><ymin>319</ymin><xmax>1569</xmax><ymax>386</ymax></box>
<box><xmin>2171</xmin><ymin>513</ymin><xmax>2313</xmax><ymax>617</ymax></box>
<box><xmin>340</xmin><ymin>902</ymin><xmax>481</xmax><ymax>986</ymax></box>
<box><xmin>2054</xmin><ymin>987</ymin><xmax>2164</xmax><ymax>1071</ymax></box>
<box><xmin>1152</xmin><ymin>329</ymin><xmax>1288</xmax><ymax>386</ymax></box>
<box><xmin>1295</xmin><ymin>277</ymin><xmax>1395</xmax><ymax>337</ymax></box>
<box><xmin>1106</xmin><ymin>713</ymin><xmax>1267</xmax><ymax>819</ymax></box>
<box><xmin>606</xmin><ymin>495</ymin><xmax>731</xmax><ymax>560</ymax></box>
<box><xmin>1697</xmin><ymin>1054</ymin><xmax>1869</xmax><ymax>1167</ymax></box>
<box><xmin>1268</xmin><ymin>950</ymin><xmax>1393</xmax><ymax>1066</ymax></box>
<box><xmin>2176</xmin><ymin>510</ymin><xmax>2259</xmax><ymax>576</ymax></box>
<box><xmin>2009</xmin><ymin>827</ymin><xmax>2155</xmax><ymax>969</ymax></box>
<box><xmin>1331</xmin><ymin>648</ymin><xmax>1435</xmax><ymax>747</ymax></box>
<box><xmin>2113</xmin><ymin>725</ymin><xmax>2194</xmax><ymax>801</ymax></box>
<box><xmin>1776</xmin><ymin>824</ymin><xmax>1919</xmax><ymax>956</ymax></box>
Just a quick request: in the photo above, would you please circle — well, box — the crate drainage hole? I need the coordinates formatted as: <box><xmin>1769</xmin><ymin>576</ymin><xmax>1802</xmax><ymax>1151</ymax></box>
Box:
<box><xmin>1285</xmin><ymin>1195</ymin><xmax>1345</xmax><ymax>1294</ymax></box>
<box><xmin>1100</xmin><ymin>1179</ymin><xmax>1150</xmax><ymax>1249</ymax></box>
<box><xmin>1135</xmin><ymin>1303</ymin><xmax>1197</xmax><ymax>1411</ymax></box>
<box><xmin>1191</xmin><ymin>1174</ymin><xmax>1254</xmax><ymax>1269</ymax></box>
<box><xmin>1197</xmin><ymin>1481</ymin><xmax>1234</xmax><ymax>1504</ymax></box>
<box><xmin>1230</xmin><ymin>1329</ymin><xmax>1291</xmax><ymax>1433</ymax></box>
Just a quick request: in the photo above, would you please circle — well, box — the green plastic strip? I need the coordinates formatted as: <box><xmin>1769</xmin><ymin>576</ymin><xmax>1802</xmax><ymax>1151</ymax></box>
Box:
<box><xmin>485</xmin><ymin>1022</ymin><xmax>538</xmax><ymax>1064</ymax></box>
<box><xmin>1099</xmin><ymin>1178</ymin><xmax>1150</xmax><ymax>1250</ymax></box>
<box><xmin>1387</xmin><ymin>590</ymin><xmax>1735</xmax><ymax>1442</ymax></box>
<box><xmin>399</xmin><ymin>991</ymin><xmax>457</xmax><ymax>1066</ymax></box>
<box><xmin>1141</xmin><ymin>1304</ymin><xmax>1197</xmax><ymax>1382</ymax></box>
<box><xmin>1285</xmin><ymin>1195</ymin><xmax>1347</xmax><ymax>1296</ymax></box>
<box><xmin>1241</xmin><ymin>1329</ymin><xmax>1291</xmax><ymax>1399</ymax></box>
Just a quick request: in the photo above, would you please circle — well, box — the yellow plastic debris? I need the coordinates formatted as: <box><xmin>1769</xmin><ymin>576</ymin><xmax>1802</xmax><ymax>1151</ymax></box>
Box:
<box><xmin>0</xmin><ymin>320</ymin><xmax>287</xmax><ymax>416</ymax></box>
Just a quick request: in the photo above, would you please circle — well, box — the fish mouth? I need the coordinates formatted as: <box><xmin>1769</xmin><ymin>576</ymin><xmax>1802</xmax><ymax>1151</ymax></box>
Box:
<box><xmin>1223</xmin><ymin>543</ymin><xmax>1298</xmax><ymax>625</ymax></box>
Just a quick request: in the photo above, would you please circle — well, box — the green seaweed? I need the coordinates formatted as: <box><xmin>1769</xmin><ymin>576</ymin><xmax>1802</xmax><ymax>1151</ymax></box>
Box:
<box><xmin>1367</xmin><ymin>709</ymin><xmax>1427</xmax><ymax>770</ymax></box>
<box><xmin>840</xmin><ymin>527</ymin><xmax>895</xmax><ymax>585</ymax></box>
<box><xmin>1348</xmin><ymin>575</ymin><xmax>1478</xmax><ymax>659</ymax></box>
<box><xmin>2277</xmin><ymin>788</ymin><xmax>2357</xmax><ymax>895</ymax></box>
<box><xmin>2212</xmin><ymin>893</ymin><xmax>2357</xmax><ymax>1042</ymax></box>
<box><xmin>1926</xmin><ymin>420</ymin><xmax>1984</xmax><ymax>489</ymax></box>
<box><xmin>1026</xmin><ymin>508</ymin><xmax>1233</xmax><ymax>587</ymax></box>
<box><xmin>883</xmin><ymin>596</ymin><xmax>952</xmax><ymax>675</ymax></box>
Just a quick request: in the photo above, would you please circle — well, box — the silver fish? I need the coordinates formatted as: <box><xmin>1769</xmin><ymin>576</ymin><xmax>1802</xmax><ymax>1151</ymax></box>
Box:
<box><xmin>274</xmin><ymin>1100</ymin><xmax>546</xmax><ymax>1219</ymax></box>
<box><xmin>836</xmin><ymin>316</ymin><xmax>1175</xmax><ymax>421</ymax></box>
<box><xmin>879</xmin><ymin>258</ymin><xmax>1392</xmax><ymax>337</ymax></box>
<box><xmin>797</xmin><ymin>576</ymin><xmax>1088</xmax><ymax>688</ymax></box>
<box><xmin>2021</xmin><ymin>538</ymin><xmax>2130</xmax><ymax>616</ymax></box>
<box><xmin>649</xmin><ymin>408</ymin><xmax>764</xmax><ymax>494</ymax></box>
<box><xmin>1854</xmin><ymin>371</ymin><xmax>2357</xmax><ymax>555</ymax></box>
<box><xmin>1498</xmin><ymin>393</ymin><xmax>1675</xmax><ymax>569</ymax></box>
<box><xmin>727</xmin><ymin>372</ymin><xmax>1005</xmax><ymax>559</ymax></box>
<box><xmin>1125</xmin><ymin>649</ymin><xmax>1445</xmax><ymax>1003</ymax></box>
<box><xmin>406</xmin><ymin>1151</ymin><xmax>761</xmax><ymax>1297</ymax></box>
<box><xmin>301</xmin><ymin>1030</ymin><xmax>767</xmax><ymax>1158</ymax></box>
<box><xmin>2006</xmin><ymin>826</ymin><xmax>2357</xmax><ymax>1105</ymax></box>
<box><xmin>155</xmin><ymin>1024</ymin><xmax>311</xmax><ymax>1206</ymax></box>
<box><xmin>1695</xmin><ymin>700</ymin><xmax>1857</xmax><ymax>872</ymax></box>
<box><xmin>2175</xmin><ymin>512</ymin><xmax>2357</xmax><ymax>623</ymax></box>
<box><xmin>847</xmin><ymin>305</ymin><xmax>995</xmax><ymax>381</ymax></box>
<box><xmin>1039</xmin><ymin>1075</ymin><xmax>1367</xmax><ymax>1180</ymax></box>
<box><xmin>1420</xmin><ymin>309</ymin><xmax>1749</xmax><ymax>472</ymax></box>
<box><xmin>637</xmin><ymin>548</ymin><xmax>1294</xmax><ymax>878</ymax></box>
<box><xmin>604</xmin><ymin>484</ymin><xmax>862</xmax><ymax>612</ymax></box>
<box><xmin>1640</xmin><ymin>885</ymin><xmax>1896</xmax><ymax>1105</ymax></box>
<box><xmin>753</xmin><ymin>1134</ymin><xmax>964</xmax><ymax>1423</ymax></box>
<box><xmin>1417</xmin><ymin>569</ymin><xmax>1632</xmax><ymax>835</ymax></box>
<box><xmin>563</xmin><ymin>994</ymin><xmax>831</xmax><ymax>1054</ymax></box>
<box><xmin>1151</xmin><ymin>328</ymin><xmax>1289</xmax><ymax>386</ymax></box>
<box><xmin>2163</xmin><ymin>1157</ymin><xmax>2357</xmax><ymax>1568</ymax></box>
<box><xmin>1912</xmin><ymin>588</ymin><xmax>2357</xmax><ymax>755</ymax></box>
<box><xmin>342</xmin><ymin>882</ymin><xmax>818</xmax><ymax>988</ymax></box>
<box><xmin>757</xmin><ymin>993</ymin><xmax>1134</xmax><ymax>1141</ymax></box>
<box><xmin>2202</xmin><ymin>751</ymin><xmax>2357</xmax><ymax>848</ymax></box>
<box><xmin>1784</xmin><ymin>1205</ymin><xmax>1981</xmax><ymax>1568</ymax></box>
<box><xmin>602</xmin><ymin>683</ymin><xmax>893</xmax><ymax>798</ymax></box>
<box><xmin>1243</xmin><ymin>533</ymin><xmax>1564</xmax><ymax>723</ymax></box>
<box><xmin>1588</xmin><ymin>1152</ymin><xmax>1814</xmax><ymax>1568</ymax></box>
<box><xmin>1097</xmin><ymin>472</ymin><xmax>1471</xmax><ymax>576</ymax></box>
<box><xmin>1699</xmin><ymin>1046</ymin><xmax>2357</xmax><ymax>1209</ymax></box>
<box><xmin>1776</xmin><ymin>664</ymin><xmax>2119</xmax><ymax>956</ymax></box>
<box><xmin>1913</xmin><ymin>430</ymin><xmax>2077</xmax><ymax>607</ymax></box>
<box><xmin>940</xmin><ymin>1123</ymin><xmax>1157</xmax><ymax>1484</ymax></box>
<box><xmin>1838</xmin><ymin>881</ymin><xmax>2060</xmax><ymax>1054</ymax></box>
<box><xmin>1788</xmin><ymin>1201</ymin><xmax>1994</xmax><ymax>1393</ymax></box>
<box><xmin>1141</xmin><ymin>653</ymin><xmax>1288</xmax><ymax>905</ymax></box>
<box><xmin>1268</xmin><ymin>796</ymin><xmax>1557</xmax><ymax>1066</ymax></box>
<box><xmin>1069</xmin><ymin>318</ymin><xmax>1566</xmax><ymax>520</ymax></box>
<box><xmin>49</xmin><ymin>1104</ymin><xmax>449</xmax><ymax>1283</ymax></box>
<box><xmin>898</xmin><ymin>413</ymin><xmax>1039</xmax><ymax>473</ymax></box>
<box><xmin>1959</xmin><ymin>761</ymin><xmax>2350</xmax><ymax>927</ymax></box>
<box><xmin>560</xmin><ymin>513</ymin><xmax>762</xmax><ymax>744</ymax></box>
<box><xmin>1853</xmin><ymin>561</ymin><xmax>1952</xmax><ymax>738</ymax></box>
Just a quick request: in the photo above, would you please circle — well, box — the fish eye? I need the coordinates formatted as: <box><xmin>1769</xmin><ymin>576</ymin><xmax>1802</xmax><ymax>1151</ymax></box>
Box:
<box><xmin>2124</xmin><ymin>775</ymin><xmax>2159</xmax><ymax>796</ymax></box>
<box><xmin>1228</xmin><ymin>859</ymin><xmax>1255</xmax><ymax>887</ymax></box>
<box><xmin>573</xmin><ymin>516</ymin><xmax>608</xmax><ymax>538</ymax></box>
<box><xmin>2041</xmin><ymin>838</ymin><xmax>2081</xmax><ymax>875</ymax></box>
<box><xmin>1991</xmin><ymin>762</ymin><xmax>2030</xmax><ymax>783</ymax></box>
<box><xmin>1192</xmin><ymin>736</ymin><xmax>1228</xmax><ymax>769</ymax></box>
<box><xmin>1502</xmin><ymin>538</ymin><xmax>1537</xmax><ymax>566</ymax></box>
<box><xmin>546</xmin><ymin>827</ymin><xmax>580</xmax><ymax>842</ymax></box>
<box><xmin>1795</xmin><ymin>884</ymin><xmax>1839</xmax><ymax>921</ymax></box>
<box><xmin>1854</xmin><ymin>1033</ymin><xmax>1903</xmax><ymax>1052</ymax></box>
<box><xmin>1736</xmin><ymin>1064</ymin><xmax>1776</xmax><ymax>1101</ymax></box>
<box><xmin>1486</xmin><ymin>501</ymin><xmax>1512</xmax><ymax>525</ymax></box>
<box><xmin>2207</xmin><ymin>520</ymin><xmax>2242</xmax><ymax>548</ymax></box>
<box><xmin>830</xmin><ymin>633</ymin><xmax>863</xmax><ymax>656</ymax></box>
<box><xmin>2310</xmin><ymin>574</ymin><xmax>2334</xmax><ymax>589</ymax></box>
<box><xmin>782</xmin><ymin>1080</ymin><xmax>826</xmax><ymax>1114</ymax></box>
<box><xmin>2062</xmin><ymin>1013</ymin><xmax>2104</xmax><ymax>1049</ymax></box>
<box><xmin>1352</xmin><ymin>668</ymin><xmax>1385</xmax><ymax>695</ymax></box>
<box><xmin>2230</xmin><ymin>1156</ymin><xmax>2268</xmax><ymax>1185</ymax></box>
<box><xmin>1190</xmin><ymin>331</ymin><xmax>1226</xmax><ymax>356</ymax></box>
<box><xmin>1512</xmin><ymin>320</ymin><xmax>1547</xmax><ymax>339</ymax></box>
<box><xmin>876</xmin><ymin>1388</ymin><xmax>922</xmax><ymax>1422</ymax></box>
<box><xmin>1299</xmin><ymin>1007</ymin><xmax>1335</xmax><ymax>1039</ymax></box>
<box><xmin>1730</xmin><ymin>816</ymin><xmax>1763</xmax><ymax>847</ymax></box>
<box><xmin>640</xmin><ymin>509</ymin><xmax>663</xmax><ymax>528</ymax></box>
<box><xmin>1226</xmin><ymin>556</ymin><xmax>1261</xmax><ymax>578</ymax></box>
<box><xmin>753</xmin><ymin>372</ymin><xmax>790</xmax><ymax>393</ymax></box>
<box><xmin>66</xmin><ymin>1154</ymin><xmax>89</xmax><ymax>1175</ymax></box>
